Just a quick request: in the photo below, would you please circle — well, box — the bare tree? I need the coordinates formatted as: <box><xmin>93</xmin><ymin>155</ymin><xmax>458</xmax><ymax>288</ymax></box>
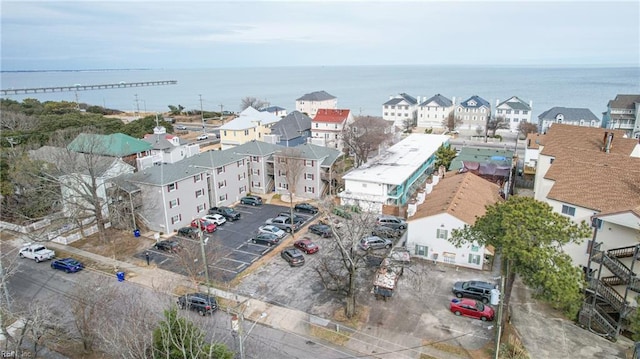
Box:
<box><xmin>173</xmin><ymin>233</ymin><xmax>226</xmax><ymax>290</ymax></box>
<box><xmin>342</xmin><ymin>116</ymin><xmax>393</xmax><ymax>168</ymax></box>
<box><xmin>70</xmin><ymin>279</ymin><xmax>119</xmax><ymax>352</ymax></box>
<box><xmin>314</xmin><ymin>200</ymin><xmax>379</xmax><ymax>318</ymax></box>
<box><xmin>275</xmin><ymin>148</ymin><xmax>306</xmax><ymax>223</ymax></box>
<box><xmin>442</xmin><ymin>112</ymin><xmax>463</xmax><ymax>132</ymax></box>
<box><xmin>518</xmin><ymin>121</ymin><xmax>538</xmax><ymax>138</ymax></box>
<box><xmin>10</xmin><ymin>301</ymin><xmax>62</xmax><ymax>358</ymax></box>
<box><xmin>487</xmin><ymin>115</ymin><xmax>510</xmax><ymax>136</ymax></box>
<box><xmin>401</xmin><ymin>117</ymin><xmax>414</xmax><ymax>133</ymax></box>
<box><xmin>240</xmin><ymin>97</ymin><xmax>270</xmax><ymax>111</ymax></box>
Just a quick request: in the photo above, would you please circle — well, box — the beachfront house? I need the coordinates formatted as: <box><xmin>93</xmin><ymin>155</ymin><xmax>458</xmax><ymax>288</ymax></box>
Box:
<box><xmin>454</xmin><ymin>95</ymin><xmax>491</xmax><ymax>132</ymax></box>
<box><xmin>338</xmin><ymin>134</ymin><xmax>449</xmax><ymax>213</ymax></box>
<box><xmin>295</xmin><ymin>91</ymin><xmax>337</xmax><ymax>118</ymax></box>
<box><xmin>266</xmin><ymin>111</ymin><xmax>312</xmax><ymax>147</ymax></box>
<box><xmin>138</xmin><ymin>126</ymin><xmax>200</xmax><ymax>170</ymax></box>
<box><xmin>495</xmin><ymin>96</ymin><xmax>533</xmax><ymax>133</ymax></box>
<box><xmin>416</xmin><ymin>94</ymin><xmax>455</xmax><ymax>130</ymax></box>
<box><xmin>538</xmin><ymin>107</ymin><xmax>600</xmax><ymax>133</ymax></box>
<box><xmin>405</xmin><ymin>171</ymin><xmax>501</xmax><ymax>270</ymax></box>
<box><xmin>260</xmin><ymin>105</ymin><xmax>288</xmax><ymax>118</ymax></box>
<box><xmin>382</xmin><ymin>93</ymin><xmax>418</xmax><ymax>128</ymax></box>
<box><xmin>601</xmin><ymin>94</ymin><xmax>640</xmax><ymax>139</ymax></box>
<box><xmin>219</xmin><ymin>106</ymin><xmax>281</xmax><ymax>150</ymax></box>
<box><xmin>310</xmin><ymin>109</ymin><xmax>353</xmax><ymax>151</ymax></box>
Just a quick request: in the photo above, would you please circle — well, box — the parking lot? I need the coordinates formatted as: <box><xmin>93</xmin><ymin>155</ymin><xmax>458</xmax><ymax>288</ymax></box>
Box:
<box><xmin>136</xmin><ymin>203</ymin><xmax>317</xmax><ymax>282</ymax></box>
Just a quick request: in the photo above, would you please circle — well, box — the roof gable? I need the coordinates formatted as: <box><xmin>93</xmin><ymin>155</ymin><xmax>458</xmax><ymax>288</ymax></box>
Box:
<box><xmin>420</xmin><ymin>94</ymin><xmax>453</xmax><ymax>107</ymax></box>
<box><xmin>270</xmin><ymin>111</ymin><xmax>312</xmax><ymax>140</ymax></box>
<box><xmin>296</xmin><ymin>91</ymin><xmax>336</xmax><ymax>102</ymax></box>
<box><xmin>411</xmin><ymin>172</ymin><xmax>502</xmax><ymax>224</ymax></box>
<box><xmin>538</xmin><ymin>107</ymin><xmax>599</xmax><ymax>122</ymax></box>
<box><xmin>460</xmin><ymin>95</ymin><xmax>490</xmax><ymax>109</ymax></box>
<box><xmin>497</xmin><ymin>96</ymin><xmax>531</xmax><ymax>111</ymax></box>
<box><xmin>68</xmin><ymin>133</ymin><xmax>153</xmax><ymax>157</ymax></box>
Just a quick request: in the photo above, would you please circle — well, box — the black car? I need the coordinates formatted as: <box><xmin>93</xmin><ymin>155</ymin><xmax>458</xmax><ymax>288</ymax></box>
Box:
<box><xmin>154</xmin><ymin>240</ymin><xmax>181</xmax><ymax>252</ymax></box>
<box><xmin>452</xmin><ymin>281</ymin><xmax>497</xmax><ymax>304</ymax></box>
<box><xmin>277</xmin><ymin>212</ymin><xmax>305</xmax><ymax>224</ymax></box>
<box><xmin>308</xmin><ymin>223</ymin><xmax>332</xmax><ymax>238</ymax></box>
<box><xmin>240</xmin><ymin>195</ymin><xmax>263</xmax><ymax>206</ymax></box>
<box><xmin>177</xmin><ymin>227</ymin><xmax>199</xmax><ymax>239</ymax></box>
<box><xmin>177</xmin><ymin>292</ymin><xmax>218</xmax><ymax>316</ymax></box>
<box><xmin>250</xmin><ymin>233</ymin><xmax>280</xmax><ymax>246</ymax></box>
<box><xmin>281</xmin><ymin>247</ymin><xmax>305</xmax><ymax>267</ymax></box>
<box><xmin>294</xmin><ymin>203</ymin><xmax>318</xmax><ymax>214</ymax></box>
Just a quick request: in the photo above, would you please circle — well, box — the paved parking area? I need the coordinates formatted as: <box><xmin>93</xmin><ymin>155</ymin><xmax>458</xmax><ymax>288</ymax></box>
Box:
<box><xmin>136</xmin><ymin>203</ymin><xmax>318</xmax><ymax>282</ymax></box>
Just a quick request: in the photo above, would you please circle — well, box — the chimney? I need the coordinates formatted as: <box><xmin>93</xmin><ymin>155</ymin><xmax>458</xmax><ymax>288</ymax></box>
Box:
<box><xmin>603</xmin><ymin>131</ymin><xmax>609</xmax><ymax>147</ymax></box>
<box><xmin>452</xmin><ymin>96</ymin><xmax>456</xmax><ymax>105</ymax></box>
<box><xmin>605</xmin><ymin>132</ymin><xmax>614</xmax><ymax>153</ymax></box>
<box><xmin>496</xmin><ymin>99</ymin><xmax>500</xmax><ymax>106</ymax></box>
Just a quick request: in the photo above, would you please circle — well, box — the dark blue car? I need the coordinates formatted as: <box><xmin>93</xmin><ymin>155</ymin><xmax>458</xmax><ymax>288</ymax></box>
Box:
<box><xmin>51</xmin><ymin>258</ymin><xmax>84</xmax><ymax>273</ymax></box>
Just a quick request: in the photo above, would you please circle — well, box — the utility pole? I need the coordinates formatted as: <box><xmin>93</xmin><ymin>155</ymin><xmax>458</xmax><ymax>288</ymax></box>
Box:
<box><xmin>198</xmin><ymin>225</ymin><xmax>211</xmax><ymax>297</ymax></box>
<box><xmin>231</xmin><ymin>311</ymin><xmax>267</xmax><ymax>359</ymax></box>
<box><xmin>220</xmin><ymin>104</ymin><xmax>224</xmax><ymax>124</ymax></box>
<box><xmin>199</xmin><ymin>94</ymin><xmax>206</xmax><ymax>135</ymax></box>
<box><xmin>134</xmin><ymin>94</ymin><xmax>140</xmax><ymax>119</ymax></box>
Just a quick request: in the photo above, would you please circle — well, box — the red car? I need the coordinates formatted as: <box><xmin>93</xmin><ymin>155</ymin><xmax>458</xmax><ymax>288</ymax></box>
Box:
<box><xmin>449</xmin><ymin>298</ymin><xmax>494</xmax><ymax>321</ymax></box>
<box><xmin>190</xmin><ymin>219</ymin><xmax>217</xmax><ymax>233</ymax></box>
<box><xmin>293</xmin><ymin>238</ymin><xmax>319</xmax><ymax>254</ymax></box>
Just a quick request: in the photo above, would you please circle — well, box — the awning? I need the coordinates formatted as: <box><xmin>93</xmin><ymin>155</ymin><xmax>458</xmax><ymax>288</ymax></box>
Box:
<box><xmin>484</xmin><ymin>245</ymin><xmax>495</xmax><ymax>256</ymax></box>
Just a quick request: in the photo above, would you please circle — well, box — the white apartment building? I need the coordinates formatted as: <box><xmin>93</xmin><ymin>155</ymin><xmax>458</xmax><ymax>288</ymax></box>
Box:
<box><xmin>495</xmin><ymin>96</ymin><xmax>533</xmax><ymax>132</ymax></box>
<box><xmin>295</xmin><ymin>91</ymin><xmax>337</xmax><ymax>118</ymax></box>
<box><xmin>382</xmin><ymin>93</ymin><xmax>418</xmax><ymax>128</ymax></box>
<box><xmin>454</xmin><ymin>95</ymin><xmax>491</xmax><ymax>131</ymax></box>
<box><xmin>416</xmin><ymin>94</ymin><xmax>455</xmax><ymax>129</ymax></box>
<box><xmin>310</xmin><ymin>109</ymin><xmax>352</xmax><ymax>151</ymax></box>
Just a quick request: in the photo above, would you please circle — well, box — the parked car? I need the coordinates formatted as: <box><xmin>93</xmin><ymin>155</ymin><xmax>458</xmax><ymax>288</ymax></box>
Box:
<box><xmin>449</xmin><ymin>298</ymin><xmax>494</xmax><ymax>321</ymax></box>
<box><xmin>209</xmin><ymin>206</ymin><xmax>241</xmax><ymax>221</ymax></box>
<box><xmin>258</xmin><ymin>225</ymin><xmax>287</xmax><ymax>239</ymax></box>
<box><xmin>372</xmin><ymin>225</ymin><xmax>403</xmax><ymax>239</ymax></box>
<box><xmin>265</xmin><ymin>217</ymin><xmax>299</xmax><ymax>233</ymax></box>
<box><xmin>177</xmin><ymin>292</ymin><xmax>218</xmax><ymax>316</ymax></box>
<box><xmin>196</xmin><ymin>134</ymin><xmax>209</xmax><ymax>140</ymax></box>
<box><xmin>280</xmin><ymin>247</ymin><xmax>305</xmax><ymax>267</ymax></box>
<box><xmin>50</xmin><ymin>258</ymin><xmax>84</xmax><ymax>273</ymax></box>
<box><xmin>202</xmin><ymin>214</ymin><xmax>226</xmax><ymax>226</ymax></box>
<box><xmin>376</xmin><ymin>215</ymin><xmax>407</xmax><ymax>230</ymax></box>
<box><xmin>154</xmin><ymin>240</ymin><xmax>181</xmax><ymax>252</ymax></box>
<box><xmin>294</xmin><ymin>238</ymin><xmax>319</xmax><ymax>254</ymax></box>
<box><xmin>240</xmin><ymin>195</ymin><xmax>263</xmax><ymax>206</ymax></box>
<box><xmin>277</xmin><ymin>212</ymin><xmax>305</xmax><ymax>224</ymax></box>
<box><xmin>177</xmin><ymin>227</ymin><xmax>199</xmax><ymax>239</ymax></box>
<box><xmin>294</xmin><ymin>203</ymin><xmax>318</xmax><ymax>214</ymax></box>
<box><xmin>176</xmin><ymin>124</ymin><xmax>187</xmax><ymax>130</ymax></box>
<box><xmin>19</xmin><ymin>243</ymin><xmax>55</xmax><ymax>263</ymax></box>
<box><xmin>250</xmin><ymin>233</ymin><xmax>280</xmax><ymax>246</ymax></box>
<box><xmin>191</xmin><ymin>218</ymin><xmax>217</xmax><ymax>233</ymax></box>
<box><xmin>452</xmin><ymin>280</ymin><xmax>497</xmax><ymax>304</ymax></box>
<box><xmin>308</xmin><ymin>223</ymin><xmax>332</xmax><ymax>238</ymax></box>
<box><xmin>358</xmin><ymin>236</ymin><xmax>393</xmax><ymax>251</ymax></box>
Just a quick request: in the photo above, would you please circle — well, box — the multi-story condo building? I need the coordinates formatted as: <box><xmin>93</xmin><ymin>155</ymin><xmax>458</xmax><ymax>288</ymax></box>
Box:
<box><xmin>416</xmin><ymin>94</ymin><xmax>455</xmax><ymax>129</ymax></box>
<box><xmin>295</xmin><ymin>91</ymin><xmax>337</xmax><ymax>118</ymax></box>
<box><xmin>532</xmin><ymin>124</ymin><xmax>640</xmax><ymax>339</ymax></box>
<box><xmin>495</xmin><ymin>96</ymin><xmax>533</xmax><ymax>133</ymax></box>
<box><xmin>454</xmin><ymin>95</ymin><xmax>491</xmax><ymax>131</ymax></box>
<box><xmin>382</xmin><ymin>93</ymin><xmax>418</xmax><ymax>128</ymax></box>
<box><xmin>266</xmin><ymin>111</ymin><xmax>312</xmax><ymax>147</ymax></box>
<box><xmin>231</xmin><ymin>140</ymin><xmax>283</xmax><ymax>195</ymax></box>
<box><xmin>602</xmin><ymin>94</ymin><xmax>640</xmax><ymax>139</ymax></box>
<box><xmin>310</xmin><ymin>109</ymin><xmax>353</xmax><ymax>151</ymax></box>
<box><xmin>338</xmin><ymin>134</ymin><xmax>450</xmax><ymax>213</ymax></box>
<box><xmin>538</xmin><ymin>107</ymin><xmax>600</xmax><ymax>133</ymax></box>
<box><xmin>138</xmin><ymin>126</ymin><xmax>200</xmax><ymax>169</ymax></box>
<box><xmin>219</xmin><ymin>106</ymin><xmax>281</xmax><ymax>150</ymax></box>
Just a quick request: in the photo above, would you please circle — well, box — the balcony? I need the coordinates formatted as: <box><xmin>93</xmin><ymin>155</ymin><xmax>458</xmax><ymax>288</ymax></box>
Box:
<box><xmin>523</xmin><ymin>165</ymin><xmax>536</xmax><ymax>175</ymax></box>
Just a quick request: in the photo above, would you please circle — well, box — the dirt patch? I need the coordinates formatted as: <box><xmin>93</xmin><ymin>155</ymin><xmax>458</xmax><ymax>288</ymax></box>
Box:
<box><xmin>69</xmin><ymin>228</ymin><xmax>154</xmax><ymax>261</ymax></box>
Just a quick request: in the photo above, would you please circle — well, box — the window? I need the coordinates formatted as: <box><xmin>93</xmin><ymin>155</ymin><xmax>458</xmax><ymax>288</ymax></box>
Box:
<box><xmin>591</xmin><ymin>217</ymin><xmax>603</xmax><ymax>229</ymax></box>
<box><xmin>305</xmin><ymin>160</ymin><xmax>314</xmax><ymax>167</ymax></box>
<box><xmin>384</xmin><ymin>105</ymin><xmax>388</xmax><ymax>109</ymax></box>
<box><xmin>244</xmin><ymin>130</ymin><xmax>249</xmax><ymax>136</ymax></box>
<box><xmin>437</xmin><ymin>228</ymin><xmax>448</xmax><ymax>239</ymax></box>
<box><xmin>169</xmin><ymin>199</ymin><xmax>179</xmax><ymax>208</ymax></box>
<box><xmin>304</xmin><ymin>186</ymin><xmax>315</xmax><ymax>193</ymax></box>
<box><xmin>514</xmin><ymin>110</ymin><xmax>520</xmax><ymax>114</ymax></box>
<box><xmin>305</xmin><ymin>173</ymin><xmax>314</xmax><ymax>180</ymax></box>
<box><xmin>384</xmin><ymin>112</ymin><xmax>388</xmax><ymax>116</ymax></box>
<box><xmin>194</xmin><ymin>174</ymin><xmax>203</xmax><ymax>183</ymax></box>
<box><xmin>239</xmin><ymin>186</ymin><xmax>246</xmax><ymax>193</ymax></box>
<box><xmin>217</xmin><ymin>180</ymin><xmax>227</xmax><ymax>188</ymax></box>
<box><xmin>561</xmin><ymin>205</ymin><xmax>576</xmax><ymax>216</ymax></box>
<box><xmin>415</xmin><ymin>245</ymin><xmax>428</xmax><ymax>256</ymax></box>
<box><xmin>506</xmin><ymin>110</ymin><xmax>512</xmax><ymax>114</ymax></box>
<box><xmin>218</xmin><ymin>194</ymin><xmax>228</xmax><ymax>201</ymax></box>
<box><xmin>170</xmin><ymin>214</ymin><xmax>181</xmax><ymax>224</ymax></box>
<box><xmin>237</xmin><ymin>160</ymin><xmax>244</xmax><ymax>167</ymax></box>
<box><xmin>580</xmin><ymin>120</ymin><xmax>585</xmax><ymax>126</ymax></box>
<box><xmin>251</xmin><ymin>156</ymin><xmax>259</xmax><ymax>162</ymax></box>
<box><xmin>523</xmin><ymin>110</ymin><xmax>528</xmax><ymax>115</ymax></box>
<box><xmin>238</xmin><ymin>173</ymin><xmax>246</xmax><ymax>180</ymax></box>
<box><xmin>195</xmin><ymin>189</ymin><xmax>204</xmax><ymax>198</ymax></box>
<box><xmin>468</xmin><ymin>254</ymin><xmax>481</xmax><ymax>265</ymax></box>
<box><xmin>197</xmin><ymin>204</ymin><xmax>205</xmax><ymax>213</ymax></box>
<box><xmin>167</xmin><ymin>183</ymin><xmax>177</xmax><ymax>192</ymax></box>
<box><xmin>497</xmin><ymin>109</ymin><xmax>503</xmax><ymax>114</ymax></box>
<box><xmin>252</xmin><ymin>181</ymin><xmax>261</xmax><ymax>187</ymax></box>
<box><xmin>252</xmin><ymin>169</ymin><xmax>260</xmax><ymax>175</ymax></box>
<box><xmin>216</xmin><ymin>166</ymin><xmax>225</xmax><ymax>174</ymax></box>
<box><xmin>470</xmin><ymin>244</ymin><xmax>479</xmax><ymax>252</ymax></box>
<box><xmin>279</xmin><ymin>182</ymin><xmax>289</xmax><ymax>189</ymax></box>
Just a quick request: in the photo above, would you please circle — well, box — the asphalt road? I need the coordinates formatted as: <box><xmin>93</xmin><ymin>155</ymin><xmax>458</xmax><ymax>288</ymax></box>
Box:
<box><xmin>6</xmin><ymin>253</ymin><xmax>363</xmax><ymax>359</ymax></box>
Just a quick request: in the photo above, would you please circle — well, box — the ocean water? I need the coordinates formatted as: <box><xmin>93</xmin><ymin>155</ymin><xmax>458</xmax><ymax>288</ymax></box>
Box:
<box><xmin>1</xmin><ymin>66</ymin><xmax>639</xmax><ymax>120</ymax></box>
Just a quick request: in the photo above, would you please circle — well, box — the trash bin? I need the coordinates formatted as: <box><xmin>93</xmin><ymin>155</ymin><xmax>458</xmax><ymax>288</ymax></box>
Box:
<box><xmin>116</xmin><ymin>271</ymin><xmax>125</xmax><ymax>282</ymax></box>
<box><xmin>133</xmin><ymin>229</ymin><xmax>140</xmax><ymax>237</ymax></box>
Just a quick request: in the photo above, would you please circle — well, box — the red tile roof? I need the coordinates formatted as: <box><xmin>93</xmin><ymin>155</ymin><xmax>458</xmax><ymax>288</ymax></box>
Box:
<box><xmin>313</xmin><ymin>109</ymin><xmax>350</xmax><ymax>123</ymax></box>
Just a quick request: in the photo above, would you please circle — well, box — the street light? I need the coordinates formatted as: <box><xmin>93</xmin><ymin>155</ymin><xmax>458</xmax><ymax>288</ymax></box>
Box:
<box><xmin>232</xmin><ymin>312</ymin><xmax>267</xmax><ymax>359</ymax></box>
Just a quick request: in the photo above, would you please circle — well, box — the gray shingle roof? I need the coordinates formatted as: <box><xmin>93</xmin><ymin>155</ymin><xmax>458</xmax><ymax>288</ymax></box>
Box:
<box><xmin>419</xmin><ymin>94</ymin><xmax>453</xmax><ymax>107</ymax></box>
<box><xmin>497</xmin><ymin>96</ymin><xmax>531</xmax><ymax>111</ymax></box>
<box><xmin>538</xmin><ymin>107</ymin><xmax>599</xmax><ymax>121</ymax></box>
<box><xmin>383</xmin><ymin>93</ymin><xmax>417</xmax><ymax>106</ymax></box>
<box><xmin>281</xmin><ymin>143</ymin><xmax>342</xmax><ymax>167</ymax></box>
<box><xmin>270</xmin><ymin>111</ymin><xmax>312</xmax><ymax>141</ymax></box>
<box><xmin>296</xmin><ymin>91</ymin><xmax>336</xmax><ymax>101</ymax></box>
<box><xmin>260</xmin><ymin>106</ymin><xmax>286</xmax><ymax>113</ymax></box>
<box><xmin>608</xmin><ymin>94</ymin><xmax>640</xmax><ymax>109</ymax></box>
<box><xmin>459</xmin><ymin>95</ymin><xmax>490</xmax><ymax>109</ymax></box>
<box><xmin>143</xmin><ymin>135</ymin><xmax>175</xmax><ymax>150</ymax></box>
<box><xmin>231</xmin><ymin>140</ymin><xmax>285</xmax><ymax>156</ymax></box>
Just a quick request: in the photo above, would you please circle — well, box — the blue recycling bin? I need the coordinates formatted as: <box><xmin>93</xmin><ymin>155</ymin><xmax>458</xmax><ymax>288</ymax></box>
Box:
<box><xmin>133</xmin><ymin>229</ymin><xmax>140</xmax><ymax>237</ymax></box>
<box><xmin>116</xmin><ymin>271</ymin><xmax>125</xmax><ymax>282</ymax></box>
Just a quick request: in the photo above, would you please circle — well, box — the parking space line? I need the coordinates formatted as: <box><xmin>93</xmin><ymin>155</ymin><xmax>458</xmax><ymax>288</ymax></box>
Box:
<box><xmin>211</xmin><ymin>266</ymin><xmax>240</xmax><ymax>274</ymax></box>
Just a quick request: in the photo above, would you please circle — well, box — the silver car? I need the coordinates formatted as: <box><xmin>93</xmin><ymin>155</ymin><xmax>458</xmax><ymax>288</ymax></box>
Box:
<box><xmin>358</xmin><ymin>236</ymin><xmax>393</xmax><ymax>250</ymax></box>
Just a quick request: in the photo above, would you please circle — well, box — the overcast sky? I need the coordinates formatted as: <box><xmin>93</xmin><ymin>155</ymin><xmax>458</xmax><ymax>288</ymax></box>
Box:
<box><xmin>1</xmin><ymin>1</ymin><xmax>639</xmax><ymax>70</ymax></box>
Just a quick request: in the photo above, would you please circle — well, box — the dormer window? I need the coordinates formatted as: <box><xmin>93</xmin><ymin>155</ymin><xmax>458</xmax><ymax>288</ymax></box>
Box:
<box><xmin>468</xmin><ymin>100</ymin><xmax>477</xmax><ymax>106</ymax></box>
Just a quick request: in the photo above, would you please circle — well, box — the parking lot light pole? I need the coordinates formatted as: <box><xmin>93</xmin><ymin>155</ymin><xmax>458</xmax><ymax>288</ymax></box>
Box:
<box><xmin>198</xmin><ymin>222</ymin><xmax>211</xmax><ymax>297</ymax></box>
<box><xmin>232</xmin><ymin>312</ymin><xmax>267</xmax><ymax>359</ymax></box>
